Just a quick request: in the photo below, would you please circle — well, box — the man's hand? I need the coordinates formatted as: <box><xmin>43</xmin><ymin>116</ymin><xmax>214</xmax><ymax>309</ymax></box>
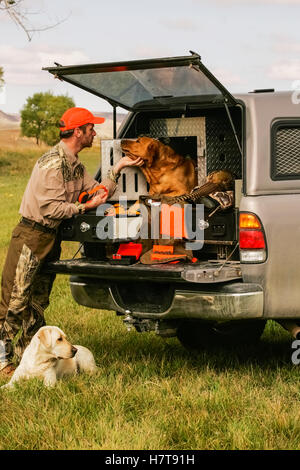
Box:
<box><xmin>113</xmin><ymin>156</ymin><xmax>144</xmax><ymax>175</ymax></box>
<box><xmin>85</xmin><ymin>190</ymin><xmax>108</xmax><ymax>211</ymax></box>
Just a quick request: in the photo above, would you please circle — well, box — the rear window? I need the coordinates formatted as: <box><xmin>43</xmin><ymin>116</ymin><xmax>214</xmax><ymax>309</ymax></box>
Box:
<box><xmin>43</xmin><ymin>54</ymin><xmax>237</xmax><ymax>111</ymax></box>
<box><xmin>271</xmin><ymin>120</ymin><xmax>300</xmax><ymax>180</ymax></box>
<box><xmin>61</xmin><ymin>66</ymin><xmax>222</xmax><ymax>110</ymax></box>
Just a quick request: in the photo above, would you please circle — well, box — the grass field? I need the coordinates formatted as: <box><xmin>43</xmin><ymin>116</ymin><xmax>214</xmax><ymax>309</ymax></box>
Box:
<box><xmin>0</xmin><ymin>133</ymin><xmax>300</xmax><ymax>450</ymax></box>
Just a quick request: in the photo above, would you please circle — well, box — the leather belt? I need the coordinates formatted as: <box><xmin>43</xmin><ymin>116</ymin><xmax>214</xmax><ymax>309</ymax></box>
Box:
<box><xmin>20</xmin><ymin>217</ymin><xmax>57</xmax><ymax>235</ymax></box>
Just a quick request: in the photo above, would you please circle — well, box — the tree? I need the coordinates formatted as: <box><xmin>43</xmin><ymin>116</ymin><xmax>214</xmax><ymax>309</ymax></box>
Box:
<box><xmin>21</xmin><ymin>92</ymin><xmax>75</xmax><ymax>146</ymax></box>
<box><xmin>0</xmin><ymin>0</ymin><xmax>67</xmax><ymax>41</ymax></box>
<box><xmin>0</xmin><ymin>66</ymin><xmax>4</xmax><ymax>88</ymax></box>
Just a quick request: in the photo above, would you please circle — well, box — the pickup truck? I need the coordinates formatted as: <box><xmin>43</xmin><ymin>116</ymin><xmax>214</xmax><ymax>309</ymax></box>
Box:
<box><xmin>43</xmin><ymin>52</ymin><xmax>300</xmax><ymax>350</ymax></box>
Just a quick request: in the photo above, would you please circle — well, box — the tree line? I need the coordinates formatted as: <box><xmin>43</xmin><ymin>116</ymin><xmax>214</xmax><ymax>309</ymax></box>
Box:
<box><xmin>0</xmin><ymin>67</ymin><xmax>4</xmax><ymax>88</ymax></box>
<box><xmin>1</xmin><ymin>66</ymin><xmax>75</xmax><ymax>146</ymax></box>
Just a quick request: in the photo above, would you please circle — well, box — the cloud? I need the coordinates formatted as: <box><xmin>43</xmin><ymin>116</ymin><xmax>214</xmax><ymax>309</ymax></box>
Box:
<box><xmin>211</xmin><ymin>67</ymin><xmax>243</xmax><ymax>86</ymax></box>
<box><xmin>126</xmin><ymin>46</ymin><xmax>175</xmax><ymax>60</ymax></box>
<box><xmin>160</xmin><ymin>18</ymin><xmax>198</xmax><ymax>31</ymax></box>
<box><xmin>272</xmin><ymin>39</ymin><xmax>300</xmax><ymax>54</ymax></box>
<box><xmin>0</xmin><ymin>44</ymin><xmax>89</xmax><ymax>86</ymax></box>
<box><xmin>268</xmin><ymin>61</ymin><xmax>300</xmax><ymax>80</ymax></box>
<box><xmin>198</xmin><ymin>0</ymin><xmax>300</xmax><ymax>4</ymax></box>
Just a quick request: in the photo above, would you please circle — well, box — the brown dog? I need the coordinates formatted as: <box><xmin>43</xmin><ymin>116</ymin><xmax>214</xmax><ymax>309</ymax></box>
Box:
<box><xmin>121</xmin><ymin>136</ymin><xmax>197</xmax><ymax>197</ymax></box>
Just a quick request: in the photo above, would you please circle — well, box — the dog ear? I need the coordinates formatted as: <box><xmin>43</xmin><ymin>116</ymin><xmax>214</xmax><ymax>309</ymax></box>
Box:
<box><xmin>146</xmin><ymin>141</ymin><xmax>158</xmax><ymax>166</ymax></box>
<box><xmin>38</xmin><ymin>328</ymin><xmax>52</xmax><ymax>350</ymax></box>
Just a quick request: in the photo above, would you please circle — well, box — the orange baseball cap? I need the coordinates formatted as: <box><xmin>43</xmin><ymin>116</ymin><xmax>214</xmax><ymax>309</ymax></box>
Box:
<box><xmin>59</xmin><ymin>107</ymin><xmax>105</xmax><ymax>131</ymax></box>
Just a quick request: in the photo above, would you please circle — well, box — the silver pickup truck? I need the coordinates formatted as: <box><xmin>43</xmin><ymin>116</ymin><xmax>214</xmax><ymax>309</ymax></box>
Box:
<box><xmin>43</xmin><ymin>52</ymin><xmax>300</xmax><ymax>350</ymax></box>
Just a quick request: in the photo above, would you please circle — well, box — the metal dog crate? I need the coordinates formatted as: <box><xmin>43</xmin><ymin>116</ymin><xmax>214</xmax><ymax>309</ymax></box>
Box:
<box><xmin>149</xmin><ymin>115</ymin><xmax>242</xmax><ymax>181</ymax></box>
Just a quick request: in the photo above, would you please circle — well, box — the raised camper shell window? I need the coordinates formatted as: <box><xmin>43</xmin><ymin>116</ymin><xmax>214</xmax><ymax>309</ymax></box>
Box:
<box><xmin>271</xmin><ymin>120</ymin><xmax>300</xmax><ymax>180</ymax></box>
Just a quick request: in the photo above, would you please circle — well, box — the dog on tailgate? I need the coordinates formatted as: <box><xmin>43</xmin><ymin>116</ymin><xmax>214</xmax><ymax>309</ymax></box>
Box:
<box><xmin>121</xmin><ymin>136</ymin><xmax>197</xmax><ymax>197</ymax></box>
<box><xmin>1</xmin><ymin>326</ymin><xmax>97</xmax><ymax>389</ymax></box>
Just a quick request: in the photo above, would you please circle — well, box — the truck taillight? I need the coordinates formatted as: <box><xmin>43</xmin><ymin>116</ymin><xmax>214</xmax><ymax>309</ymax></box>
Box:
<box><xmin>239</xmin><ymin>212</ymin><xmax>267</xmax><ymax>263</ymax></box>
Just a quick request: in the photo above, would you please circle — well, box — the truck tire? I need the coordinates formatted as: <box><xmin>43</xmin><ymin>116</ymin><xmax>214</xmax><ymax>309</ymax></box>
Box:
<box><xmin>177</xmin><ymin>319</ymin><xmax>266</xmax><ymax>351</ymax></box>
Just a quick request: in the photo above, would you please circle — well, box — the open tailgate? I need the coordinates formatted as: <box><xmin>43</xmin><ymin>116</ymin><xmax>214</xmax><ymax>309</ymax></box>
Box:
<box><xmin>44</xmin><ymin>258</ymin><xmax>242</xmax><ymax>284</ymax></box>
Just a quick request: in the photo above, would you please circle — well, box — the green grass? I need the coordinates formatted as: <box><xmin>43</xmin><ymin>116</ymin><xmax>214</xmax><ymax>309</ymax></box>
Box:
<box><xmin>0</xmin><ymin>145</ymin><xmax>300</xmax><ymax>450</ymax></box>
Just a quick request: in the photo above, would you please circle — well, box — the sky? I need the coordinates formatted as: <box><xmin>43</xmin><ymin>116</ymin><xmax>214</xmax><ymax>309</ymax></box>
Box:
<box><xmin>1</xmin><ymin>0</ymin><xmax>300</xmax><ymax>114</ymax></box>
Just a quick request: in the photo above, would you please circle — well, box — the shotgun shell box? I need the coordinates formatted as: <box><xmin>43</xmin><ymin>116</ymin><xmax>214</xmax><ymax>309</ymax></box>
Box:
<box><xmin>116</xmin><ymin>243</ymin><xmax>143</xmax><ymax>260</ymax></box>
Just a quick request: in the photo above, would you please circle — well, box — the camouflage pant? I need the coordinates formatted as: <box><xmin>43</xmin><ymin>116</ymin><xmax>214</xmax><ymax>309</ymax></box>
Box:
<box><xmin>0</xmin><ymin>222</ymin><xmax>61</xmax><ymax>362</ymax></box>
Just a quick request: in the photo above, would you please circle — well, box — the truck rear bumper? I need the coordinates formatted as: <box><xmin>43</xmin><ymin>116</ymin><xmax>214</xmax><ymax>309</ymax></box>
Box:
<box><xmin>70</xmin><ymin>279</ymin><xmax>264</xmax><ymax>321</ymax></box>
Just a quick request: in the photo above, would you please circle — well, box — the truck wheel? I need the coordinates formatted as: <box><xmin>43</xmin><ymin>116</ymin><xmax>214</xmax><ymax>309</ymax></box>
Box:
<box><xmin>177</xmin><ymin>319</ymin><xmax>266</xmax><ymax>351</ymax></box>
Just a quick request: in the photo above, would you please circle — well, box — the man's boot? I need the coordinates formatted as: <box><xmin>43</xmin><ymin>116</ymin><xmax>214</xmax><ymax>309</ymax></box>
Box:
<box><xmin>0</xmin><ymin>339</ymin><xmax>14</xmax><ymax>375</ymax></box>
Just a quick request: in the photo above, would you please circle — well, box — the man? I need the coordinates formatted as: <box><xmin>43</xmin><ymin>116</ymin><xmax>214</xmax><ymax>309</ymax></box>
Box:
<box><xmin>0</xmin><ymin>107</ymin><xmax>143</xmax><ymax>375</ymax></box>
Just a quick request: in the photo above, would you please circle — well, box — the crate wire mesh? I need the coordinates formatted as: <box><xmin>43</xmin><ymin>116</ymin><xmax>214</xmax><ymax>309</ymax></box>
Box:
<box><xmin>205</xmin><ymin>116</ymin><xmax>242</xmax><ymax>178</ymax></box>
<box><xmin>149</xmin><ymin>117</ymin><xmax>206</xmax><ymax>185</ymax></box>
<box><xmin>101</xmin><ymin>114</ymin><xmax>242</xmax><ymax>201</ymax></box>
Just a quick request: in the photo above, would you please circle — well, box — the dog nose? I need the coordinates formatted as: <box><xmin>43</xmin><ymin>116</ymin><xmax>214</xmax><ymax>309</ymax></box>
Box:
<box><xmin>71</xmin><ymin>346</ymin><xmax>78</xmax><ymax>357</ymax></box>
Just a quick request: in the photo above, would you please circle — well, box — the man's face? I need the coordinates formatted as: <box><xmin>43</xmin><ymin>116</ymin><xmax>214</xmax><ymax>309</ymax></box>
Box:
<box><xmin>79</xmin><ymin>123</ymin><xmax>96</xmax><ymax>148</ymax></box>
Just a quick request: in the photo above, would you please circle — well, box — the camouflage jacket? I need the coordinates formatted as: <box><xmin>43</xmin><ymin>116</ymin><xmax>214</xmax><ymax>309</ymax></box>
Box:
<box><xmin>19</xmin><ymin>141</ymin><xmax>116</xmax><ymax>229</ymax></box>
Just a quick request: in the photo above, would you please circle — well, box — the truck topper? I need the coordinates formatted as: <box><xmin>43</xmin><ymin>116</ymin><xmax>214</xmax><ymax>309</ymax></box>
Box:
<box><xmin>42</xmin><ymin>52</ymin><xmax>300</xmax><ymax>349</ymax></box>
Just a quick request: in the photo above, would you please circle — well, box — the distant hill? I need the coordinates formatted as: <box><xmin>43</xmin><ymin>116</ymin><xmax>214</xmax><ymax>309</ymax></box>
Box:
<box><xmin>0</xmin><ymin>109</ymin><xmax>128</xmax><ymax>138</ymax></box>
<box><xmin>93</xmin><ymin>111</ymin><xmax>128</xmax><ymax>139</ymax></box>
<box><xmin>0</xmin><ymin>110</ymin><xmax>20</xmax><ymax>129</ymax></box>
<box><xmin>93</xmin><ymin>111</ymin><xmax>127</xmax><ymax>123</ymax></box>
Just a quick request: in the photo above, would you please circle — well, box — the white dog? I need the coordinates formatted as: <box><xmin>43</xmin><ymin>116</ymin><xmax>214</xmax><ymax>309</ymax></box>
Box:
<box><xmin>1</xmin><ymin>325</ymin><xmax>97</xmax><ymax>389</ymax></box>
